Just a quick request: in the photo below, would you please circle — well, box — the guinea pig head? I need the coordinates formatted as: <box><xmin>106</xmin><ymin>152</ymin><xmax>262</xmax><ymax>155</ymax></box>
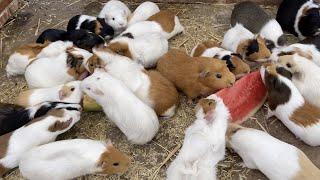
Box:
<box><xmin>195</xmin><ymin>98</ymin><xmax>217</xmax><ymax>121</ymax></box>
<box><xmin>277</xmin><ymin>55</ymin><xmax>300</xmax><ymax>75</ymax></box>
<box><xmin>96</xmin><ymin>18</ymin><xmax>115</xmax><ymax>40</ymax></box>
<box><xmin>106</xmin><ymin>10</ymin><xmax>128</xmax><ymax>30</ymax></box>
<box><xmin>227</xmin><ymin>54</ymin><xmax>250</xmax><ymax>79</ymax></box>
<box><xmin>85</xmin><ymin>54</ymin><xmax>106</xmax><ymax>74</ymax></box>
<box><xmin>65</xmin><ymin>30</ymin><xmax>105</xmax><ymax>51</ymax></box>
<box><xmin>58</xmin><ymin>81</ymin><xmax>83</xmax><ymax>103</ymax></box>
<box><xmin>244</xmin><ymin>35</ymin><xmax>271</xmax><ymax>62</ymax></box>
<box><xmin>107</xmin><ymin>41</ymin><xmax>132</xmax><ymax>59</ymax></box>
<box><xmin>97</xmin><ymin>139</ymin><xmax>131</xmax><ymax>175</ymax></box>
<box><xmin>81</xmin><ymin>69</ymin><xmax>106</xmax><ymax>99</ymax></box>
<box><xmin>198</xmin><ymin>58</ymin><xmax>236</xmax><ymax>91</ymax></box>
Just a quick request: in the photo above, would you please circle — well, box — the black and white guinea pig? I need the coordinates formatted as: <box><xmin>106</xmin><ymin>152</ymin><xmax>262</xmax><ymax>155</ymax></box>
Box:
<box><xmin>276</xmin><ymin>0</ymin><xmax>320</xmax><ymax>40</ymax></box>
<box><xmin>36</xmin><ymin>29</ymin><xmax>105</xmax><ymax>52</ymax></box>
<box><xmin>67</xmin><ymin>15</ymin><xmax>114</xmax><ymax>40</ymax></box>
<box><xmin>231</xmin><ymin>1</ymin><xmax>286</xmax><ymax>49</ymax></box>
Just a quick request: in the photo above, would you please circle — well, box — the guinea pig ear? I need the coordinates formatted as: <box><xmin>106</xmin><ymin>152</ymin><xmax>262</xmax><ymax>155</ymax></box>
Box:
<box><xmin>199</xmin><ymin>69</ymin><xmax>210</xmax><ymax>78</ymax></box>
<box><xmin>105</xmin><ymin>139</ymin><xmax>114</xmax><ymax>149</ymax></box>
<box><xmin>92</xmin><ymin>88</ymin><xmax>104</xmax><ymax>96</ymax></box>
<box><xmin>58</xmin><ymin>87</ymin><xmax>68</xmax><ymax>100</ymax></box>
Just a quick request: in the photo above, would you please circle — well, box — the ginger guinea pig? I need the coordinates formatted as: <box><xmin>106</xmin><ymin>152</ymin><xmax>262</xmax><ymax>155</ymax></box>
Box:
<box><xmin>19</xmin><ymin>139</ymin><xmax>130</xmax><ymax>180</ymax></box>
<box><xmin>157</xmin><ymin>49</ymin><xmax>235</xmax><ymax>100</ymax></box>
<box><xmin>222</xmin><ymin>23</ymin><xmax>271</xmax><ymax>62</ymax></box>
<box><xmin>127</xmin><ymin>1</ymin><xmax>160</xmax><ymax>26</ymax></box>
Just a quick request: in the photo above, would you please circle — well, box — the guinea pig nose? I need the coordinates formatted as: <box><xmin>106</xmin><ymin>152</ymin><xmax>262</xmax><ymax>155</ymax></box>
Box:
<box><xmin>87</xmin><ymin>87</ymin><xmax>91</xmax><ymax>91</ymax></box>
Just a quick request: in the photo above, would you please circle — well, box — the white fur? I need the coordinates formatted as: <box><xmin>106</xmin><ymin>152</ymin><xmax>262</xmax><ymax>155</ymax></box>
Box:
<box><xmin>81</xmin><ymin>69</ymin><xmax>159</xmax><ymax>144</ymax></box>
<box><xmin>260</xmin><ymin>19</ymin><xmax>284</xmax><ymax>47</ymax></box>
<box><xmin>37</xmin><ymin>41</ymin><xmax>73</xmax><ymax>58</ymax></box>
<box><xmin>75</xmin><ymin>15</ymin><xmax>97</xmax><ymax>29</ymax></box>
<box><xmin>222</xmin><ymin>23</ymin><xmax>254</xmax><ymax>53</ymax></box>
<box><xmin>260</xmin><ymin>65</ymin><xmax>320</xmax><ymax>146</ymax></box>
<box><xmin>294</xmin><ymin>0</ymin><xmax>319</xmax><ymax>40</ymax></box>
<box><xmin>19</xmin><ymin>139</ymin><xmax>108</xmax><ymax>180</ymax></box>
<box><xmin>110</xmin><ymin>33</ymin><xmax>168</xmax><ymax>68</ymax></box>
<box><xmin>20</xmin><ymin>81</ymin><xmax>83</xmax><ymax>107</ymax></box>
<box><xmin>228</xmin><ymin>127</ymin><xmax>303</xmax><ymax>180</ymax></box>
<box><xmin>128</xmin><ymin>1</ymin><xmax>160</xmax><ymax>26</ymax></box>
<box><xmin>98</xmin><ymin>0</ymin><xmax>131</xmax><ymax>34</ymax></box>
<box><xmin>0</xmin><ymin>104</ymin><xmax>81</xmax><ymax>170</ymax></box>
<box><xmin>166</xmin><ymin>95</ymin><xmax>229</xmax><ymax>180</ymax></box>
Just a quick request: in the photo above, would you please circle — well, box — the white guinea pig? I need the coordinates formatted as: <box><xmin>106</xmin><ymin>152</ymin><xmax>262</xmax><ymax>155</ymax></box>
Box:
<box><xmin>127</xmin><ymin>1</ymin><xmax>160</xmax><ymax>26</ymax></box>
<box><xmin>81</xmin><ymin>69</ymin><xmax>159</xmax><ymax>145</ymax></box>
<box><xmin>107</xmin><ymin>32</ymin><xmax>168</xmax><ymax>68</ymax></box>
<box><xmin>93</xmin><ymin>47</ymin><xmax>179</xmax><ymax>118</ymax></box>
<box><xmin>16</xmin><ymin>81</ymin><xmax>83</xmax><ymax>107</ymax></box>
<box><xmin>98</xmin><ymin>0</ymin><xmax>131</xmax><ymax>34</ymax></box>
<box><xmin>0</xmin><ymin>103</ymin><xmax>81</xmax><ymax>177</ymax></box>
<box><xmin>19</xmin><ymin>139</ymin><xmax>131</xmax><ymax>180</ymax></box>
<box><xmin>166</xmin><ymin>95</ymin><xmax>229</xmax><ymax>180</ymax></box>
<box><xmin>227</xmin><ymin>123</ymin><xmax>320</xmax><ymax>180</ymax></box>
<box><xmin>261</xmin><ymin>64</ymin><xmax>320</xmax><ymax>146</ymax></box>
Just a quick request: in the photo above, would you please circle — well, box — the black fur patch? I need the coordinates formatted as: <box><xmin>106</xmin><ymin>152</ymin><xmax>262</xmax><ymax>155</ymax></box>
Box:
<box><xmin>122</xmin><ymin>33</ymin><xmax>134</xmax><ymax>39</ymax></box>
<box><xmin>231</xmin><ymin>53</ymin><xmax>243</xmax><ymax>59</ymax></box>
<box><xmin>67</xmin><ymin>15</ymin><xmax>81</xmax><ymax>32</ymax></box>
<box><xmin>221</xmin><ymin>55</ymin><xmax>236</xmax><ymax>70</ymax></box>
<box><xmin>36</xmin><ymin>29</ymin><xmax>67</xmax><ymax>43</ymax></box>
<box><xmin>277</xmin><ymin>51</ymin><xmax>295</xmax><ymax>57</ymax></box>
<box><xmin>97</xmin><ymin>18</ymin><xmax>114</xmax><ymax>39</ymax></box>
<box><xmin>63</xmin><ymin>30</ymin><xmax>105</xmax><ymax>52</ymax></box>
<box><xmin>265</xmin><ymin>39</ymin><xmax>275</xmax><ymax>51</ymax></box>
<box><xmin>246</xmin><ymin>39</ymin><xmax>260</xmax><ymax>57</ymax></box>
<box><xmin>276</xmin><ymin>67</ymin><xmax>293</xmax><ymax>80</ymax></box>
<box><xmin>298</xmin><ymin>8</ymin><xmax>320</xmax><ymax>37</ymax></box>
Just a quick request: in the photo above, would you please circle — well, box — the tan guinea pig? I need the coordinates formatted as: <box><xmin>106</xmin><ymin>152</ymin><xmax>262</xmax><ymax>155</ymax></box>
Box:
<box><xmin>157</xmin><ymin>49</ymin><xmax>236</xmax><ymax>100</ymax></box>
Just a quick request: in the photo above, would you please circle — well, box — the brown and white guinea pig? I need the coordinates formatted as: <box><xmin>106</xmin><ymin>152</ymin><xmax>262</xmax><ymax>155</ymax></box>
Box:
<box><xmin>5</xmin><ymin>42</ymin><xmax>49</xmax><ymax>77</ymax></box>
<box><xmin>93</xmin><ymin>46</ymin><xmax>179</xmax><ymax>118</ymax></box>
<box><xmin>277</xmin><ymin>0</ymin><xmax>320</xmax><ymax>40</ymax></box>
<box><xmin>157</xmin><ymin>49</ymin><xmax>235</xmax><ymax>100</ymax></box>
<box><xmin>227</xmin><ymin>123</ymin><xmax>320</xmax><ymax>180</ymax></box>
<box><xmin>67</xmin><ymin>15</ymin><xmax>114</xmax><ymax>40</ymax></box>
<box><xmin>36</xmin><ymin>29</ymin><xmax>105</xmax><ymax>52</ymax></box>
<box><xmin>231</xmin><ymin>1</ymin><xmax>286</xmax><ymax>50</ymax></box>
<box><xmin>127</xmin><ymin>1</ymin><xmax>160</xmax><ymax>26</ymax></box>
<box><xmin>120</xmin><ymin>10</ymin><xmax>184</xmax><ymax>39</ymax></box>
<box><xmin>0</xmin><ymin>103</ymin><xmax>81</xmax><ymax>177</ymax></box>
<box><xmin>221</xmin><ymin>24</ymin><xmax>271</xmax><ymax>62</ymax></box>
<box><xmin>191</xmin><ymin>41</ymin><xmax>250</xmax><ymax>79</ymax></box>
<box><xmin>19</xmin><ymin>139</ymin><xmax>130</xmax><ymax>180</ymax></box>
<box><xmin>16</xmin><ymin>81</ymin><xmax>83</xmax><ymax>108</ymax></box>
<box><xmin>261</xmin><ymin>64</ymin><xmax>320</xmax><ymax>146</ymax></box>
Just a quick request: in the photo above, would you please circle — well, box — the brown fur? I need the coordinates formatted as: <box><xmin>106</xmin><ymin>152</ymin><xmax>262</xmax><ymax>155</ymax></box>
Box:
<box><xmin>0</xmin><ymin>163</ymin><xmax>9</xmax><ymax>177</ymax></box>
<box><xmin>192</xmin><ymin>40</ymin><xmax>219</xmax><ymax>57</ymax></box>
<box><xmin>15</xmin><ymin>89</ymin><xmax>35</xmax><ymax>107</ymax></box>
<box><xmin>0</xmin><ymin>132</ymin><xmax>12</xmax><ymax>176</ymax></box>
<box><xmin>107</xmin><ymin>42</ymin><xmax>132</xmax><ymax>59</ymax></box>
<box><xmin>157</xmin><ymin>49</ymin><xmax>235</xmax><ymax>99</ymax></box>
<box><xmin>66</xmin><ymin>49</ymin><xmax>88</xmax><ymax>78</ymax></box>
<box><xmin>59</xmin><ymin>85</ymin><xmax>75</xmax><ymax>100</ymax></box>
<box><xmin>290</xmin><ymin>102</ymin><xmax>320</xmax><ymax>127</ymax></box>
<box><xmin>95</xmin><ymin>20</ymin><xmax>102</xmax><ymax>35</ymax></box>
<box><xmin>48</xmin><ymin>118</ymin><xmax>72</xmax><ymax>132</ymax></box>
<box><xmin>15</xmin><ymin>42</ymin><xmax>49</xmax><ymax>59</ymax></box>
<box><xmin>293</xmin><ymin>47</ymin><xmax>313</xmax><ymax>60</ymax></box>
<box><xmin>146</xmin><ymin>70</ymin><xmax>179</xmax><ymax>116</ymax></box>
<box><xmin>86</xmin><ymin>54</ymin><xmax>106</xmax><ymax>73</ymax></box>
<box><xmin>147</xmin><ymin>10</ymin><xmax>175</xmax><ymax>33</ymax></box>
<box><xmin>230</xmin><ymin>55</ymin><xmax>250</xmax><ymax>77</ymax></box>
<box><xmin>294</xmin><ymin>150</ymin><xmax>320</xmax><ymax>180</ymax></box>
<box><xmin>277</xmin><ymin>55</ymin><xmax>300</xmax><ymax>77</ymax></box>
<box><xmin>225</xmin><ymin>123</ymin><xmax>244</xmax><ymax>147</ymax></box>
<box><xmin>237</xmin><ymin>36</ymin><xmax>271</xmax><ymax>61</ymax></box>
<box><xmin>197</xmin><ymin>98</ymin><xmax>216</xmax><ymax>114</ymax></box>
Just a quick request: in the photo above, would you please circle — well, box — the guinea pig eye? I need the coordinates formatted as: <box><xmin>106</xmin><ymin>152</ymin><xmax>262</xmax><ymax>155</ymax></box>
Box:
<box><xmin>216</xmin><ymin>73</ymin><xmax>222</xmax><ymax>79</ymax></box>
<box><xmin>87</xmin><ymin>87</ymin><xmax>91</xmax><ymax>91</ymax></box>
<box><xmin>112</xmin><ymin>18</ymin><xmax>115</xmax><ymax>21</ymax></box>
<box><xmin>286</xmin><ymin>63</ymin><xmax>292</xmax><ymax>68</ymax></box>
<box><xmin>97</xmin><ymin>77</ymin><xmax>100</xmax><ymax>80</ymax></box>
<box><xmin>90</xmin><ymin>64</ymin><xmax>94</xmax><ymax>67</ymax></box>
<box><xmin>113</xmin><ymin>162</ymin><xmax>119</xmax><ymax>166</ymax></box>
<box><xmin>70</xmin><ymin>87</ymin><xmax>75</xmax><ymax>91</ymax></box>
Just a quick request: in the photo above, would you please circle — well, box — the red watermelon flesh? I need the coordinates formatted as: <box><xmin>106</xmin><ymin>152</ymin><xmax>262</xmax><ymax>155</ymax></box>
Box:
<box><xmin>215</xmin><ymin>71</ymin><xmax>267</xmax><ymax>124</ymax></box>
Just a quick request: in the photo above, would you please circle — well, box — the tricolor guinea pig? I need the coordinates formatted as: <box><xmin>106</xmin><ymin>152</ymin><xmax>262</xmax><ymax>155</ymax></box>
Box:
<box><xmin>81</xmin><ymin>69</ymin><xmax>159</xmax><ymax>145</ymax></box>
<box><xmin>226</xmin><ymin>123</ymin><xmax>320</xmax><ymax>180</ymax></box>
<box><xmin>261</xmin><ymin>64</ymin><xmax>320</xmax><ymax>146</ymax></box>
<box><xmin>98</xmin><ymin>0</ymin><xmax>131</xmax><ymax>34</ymax></box>
<box><xmin>93</xmin><ymin>47</ymin><xmax>179</xmax><ymax>118</ymax></box>
<box><xmin>276</xmin><ymin>0</ymin><xmax>320</xmax><ymax>40</ymax></box>
<box><xmin>127</xmin><ymin>1</ymin><xmax>160</xmax><ymax>26</ymax></box>
<box><xmin>157</xmin><ymin>49</ymin><xmax>235</xmax><ymax>100</ymax></box>
<box><xmin>221</xmin><ymin>23</ymin><xmax>271</xmax><ymax>62</ymax></box>
<box><xmin>16</xmin><ymin>81</ymin><xmax>83</xmax><ymax>107</ymax></box>
<box><xmin>167</xmin><ymin>95</ymin><xmax>229</xmax><ymax>180</ymax></box>
<box><xmin>5</xmin><ymin>42</ymin><xmax>49</xmax><ymax>77</ymax></box>
<box><xmin>36</xmin><ymin>29</ymin><xmax>105</xmax><ymax>52</ymax></box>
<box><xmin>191</xmin><ymin>41</ymin><xmax>250</xmax><ymax>79</ymax></box>
<box><xmin>19</xmin><ymin>139</ymin><xmax>130</xmax><ymax>180</ymax></box>
<box><xmin>67</xmin><ymin>15</ymin><xmax>114</xmax><ymax>40</ymax></box>
<box><xmin>107</xmin><ymin>32</ymin><xmax>168</xmax><ymax>68</ymax></box>
<box><xmin>0</xmin><ymin>103</ymin><xmax>81</xmax><ymax>177</ymax></box>
<box><xmin>120</xmin><ymin>10</ymin><xmax>184</xmax><ymax>39</ymax></box>
<box><xmin>231</xmin><ymin>1</ymin><xmax>286</xmax><ymax>49</ymax></box>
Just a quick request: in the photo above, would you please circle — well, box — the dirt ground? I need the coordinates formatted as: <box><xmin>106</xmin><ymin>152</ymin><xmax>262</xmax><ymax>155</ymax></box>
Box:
<box><xmin>0</xmin><ymin>0</ymin><xmax>319</xmax><ymax>180</ymax></box>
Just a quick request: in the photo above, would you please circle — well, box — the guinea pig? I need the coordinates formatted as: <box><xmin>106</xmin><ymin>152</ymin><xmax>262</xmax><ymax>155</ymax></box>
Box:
<box><xmin>81</xmin><ymin>69</ymin><xmax>159</xmax><ymax>145</ymax></box>
<box><xmin>261</xmin><ymin>64</ymin><xmax>320</xmax><ymax>146</ymax></box>
<box><xmin>107</xmin><ymin>32</ymin><xmax>168</xmax><ymax>68</ymax></box>
<box><xmin>120</xmin><ymin>10</ymin><xmax>184</xmax><ymax>39</ymax></box>
<box><xmin>222</xmin><ymin>24</ymin><xmax>271</xmax><ymax>62</ymax></box>
<box><xmin>300</xmin><ymin>34</ymin><xmax>320</xmax><ymax>50</ymax></box>
<box><xmin>276</xmin><ymin>54</ymin><xmax>320</xmax><ymax>109</ymax></box>
<box><xmin>6</xmin><ymin>42</ymin><xmax>49</xmax><ymax>77</ymax></box>
<box><xmin>93</xmin><ymin>47</ymin><xmax>179</xmax><ymax>118</ymax></box>
<box><xmin>191</xmin><ymin>41</ymin><xmax>250</xmax><ymax>79</ymax></box>
<box><xmin>19</xmin><ymin>139</ymin><xmax>130</xmax><ymax>180</ymax></box>
<box><xmin>127</xmin><ymin>1</ymin><xmax>160</xmax><ymax>26</ymax></box>
<box><xmin>0</xmin><ymin>103</ymin><xmax>81</xmax><ymax>177</ymax></box>
<box><xmin>67</xmin><ymin>15</ymin><xmax>114</xmax><ymax>40</ymax></box>
<box><xmin>36</xmin><ymin>29</ymin><xmax>105</xmax><ymax>52</ymax></box>
<box><xmin>0</xmin><ymin>101</ymin><xmax>74</xmax><ymax>136</ymax></box>
<box><xmin>98</xmin><ymin>0</ymin><xmax>131</xmax><ymax>34</ymax></box>
<box><xmin>231</xmin><ymin>1</ymin><xmax>286</xmax><ymax>49</ymax></box>
<box><xmin>16</xmin><ymin>81</ymin><xmax>83</xmax><ymax>107</ymax></box>
<box><xmin>226</xmin><ymin>123</ymin><xmax>320</xmax><ymax>180</ymax></box>
<box><xmin>167</xmin><ymin>95</ymin><xmax>230</xmax><ymax>180</ymax></box>
<box><xmin>157</xmin><ymin>49</ymin><xmax>235</xmax><ymax>100</ymax></box>
<box><xmin>25</xmin><ymin>45</ymin><xmax>94</xmax><ymax>88</ymax></box>
<box><xmin>276</xmin><ymin>0</ymin><xmax>320</xmax><ymax>40</ymax></box>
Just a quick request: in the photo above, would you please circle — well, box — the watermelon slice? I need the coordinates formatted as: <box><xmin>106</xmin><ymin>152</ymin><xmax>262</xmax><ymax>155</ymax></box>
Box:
<box><xmin>215</xmin><ymin>71</ymin><xmax>267</xmax><ymax>123</ymax></box>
